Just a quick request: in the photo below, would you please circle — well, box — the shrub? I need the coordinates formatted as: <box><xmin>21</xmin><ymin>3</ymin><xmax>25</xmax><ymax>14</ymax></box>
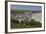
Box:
<box><xmin>30</xmin><ymin>19</ymin><xmax>42</xmax><ymax>27</ymax></box>
<box><xmin>11</xmin><ymin>19</ymin><xmax>19</xmax><ymax>24</ymax></box>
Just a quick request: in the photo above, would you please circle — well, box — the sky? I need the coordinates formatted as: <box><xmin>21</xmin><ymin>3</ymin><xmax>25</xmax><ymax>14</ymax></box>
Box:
<box><xmin>11</xmin><ymin>4</ymin><xmax>42</xmax><ymax>11</ymax></box>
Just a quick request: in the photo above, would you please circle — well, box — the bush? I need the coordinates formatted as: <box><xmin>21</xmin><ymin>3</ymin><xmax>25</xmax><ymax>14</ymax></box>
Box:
<box><xmin>11</xmin><ymin>19</ymin><xmax>19</xmax><ymax>24</ymax></box>
<box><xmin>30</xmin><ymin>19</ymin><xmax>42</xmax><ymax>27</ymax></box>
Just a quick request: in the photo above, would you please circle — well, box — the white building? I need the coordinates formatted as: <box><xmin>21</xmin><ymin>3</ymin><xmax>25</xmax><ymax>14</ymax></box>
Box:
<box><xmin>11</xmin><ymin>13</ymin><xmax>32</xmax><ymax>23</ymax></box>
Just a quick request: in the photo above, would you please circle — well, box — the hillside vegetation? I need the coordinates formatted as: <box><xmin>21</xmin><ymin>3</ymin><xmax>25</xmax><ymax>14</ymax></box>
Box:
<box><xmin>11</xmin><ymin>9</ymin><xmax>32</xmax><ymax>14</ymax></box>
<box><xmin>11</xmin><ymin>19</ymin><xmax>42</xmax><ymax>29</ymax></box>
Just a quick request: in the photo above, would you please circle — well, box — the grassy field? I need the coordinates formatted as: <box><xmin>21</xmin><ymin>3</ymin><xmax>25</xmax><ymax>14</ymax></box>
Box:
<box><xmin>11</xmin><ymin>19</ymin><xmax>42</xmax><ymax>29</ymax></box>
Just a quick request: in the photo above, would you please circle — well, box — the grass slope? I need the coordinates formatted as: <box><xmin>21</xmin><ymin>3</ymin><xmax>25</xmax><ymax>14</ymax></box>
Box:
<box><xmin>11</xmin><ymin>19</ymin><xmax>42</xmax><ymax>29</ymax></box>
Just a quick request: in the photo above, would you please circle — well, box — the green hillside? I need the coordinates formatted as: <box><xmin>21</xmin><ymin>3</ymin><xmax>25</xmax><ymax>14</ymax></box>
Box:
<box><xmin>11</xmin><ymin>9</ymin><xmax>32</xmax><ymax>14</ymax></box>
